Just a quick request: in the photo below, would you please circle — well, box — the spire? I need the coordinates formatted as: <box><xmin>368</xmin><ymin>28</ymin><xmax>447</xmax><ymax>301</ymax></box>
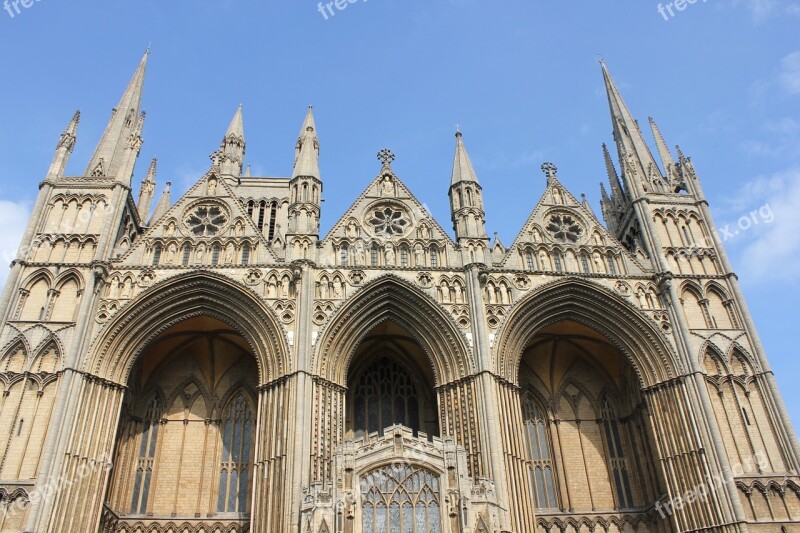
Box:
<box><xmin>602</xmin><ymin>143</ymin><xmax>626</xmax><ymax>204</ymax></box>
<box><xmin>47</xmin><ymin>110</ymin><xmax>80</xmax><ymax>179</ymax></box>
<box><xmin>216</xmin><ymin>104</ymin><xmax>246</xmax><ymax>176</ymax></box>
<box><xmin>649</xmin><ymin>116</ymin><xmax>677</xmax><ymax>182</ymax></box>
<box><xmin>292</xmin><ymin>106</ymin><xmax>320</xmax><ymax>180</ymax></box>
<box><xmin>148</xmin><ymin>181</ymin><xmax>171</xmax><ymax>226</ymax></box>
<box><xmin>450</xmin><ymin>131</ymin><xmax>480</xmax><ymax>186</ymax></box>
<box><xmin>600</xmin><ymin>61</ymin><xmax>664</xmax><ymax>191</ymax></box>
<box><xmin>449</xmin><ymin>131</ymin><xmax>487</xmax><ymax>241</ymax></box>
<box><xmin>137</xmin><ymin>158</ymin><xmax>157</xmax><ymax>221</ymax></box>
<box><xmin>85</xmin><ymin>50</ymin><xmax>148</xmax><ymax>180</ymax></box>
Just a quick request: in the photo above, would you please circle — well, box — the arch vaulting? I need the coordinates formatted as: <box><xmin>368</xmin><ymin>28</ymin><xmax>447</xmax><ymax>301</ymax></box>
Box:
<box><xmin>86</xmin><ymin>270</ymin><xmax>289</xmax><ymax>385</ymax></box>
<box><xmin>313</xmin><ymin>274</ymin><xmax>472</xmax><ymax>387</ymax></box>
<box><xmin>494</xmin><ymin>277</ymin><xmax>681</xmax><ymax>388</ymax></box>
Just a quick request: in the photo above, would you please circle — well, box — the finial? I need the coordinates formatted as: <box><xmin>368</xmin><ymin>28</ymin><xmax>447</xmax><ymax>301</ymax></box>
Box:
<box><xmin>146</xmin><ymin>43</ymin><xmax>152</xmax><ymax>55</ymax></box>
<box><xmin>455</xmin><ymin>123</ymin><xmax>462</xmax><ymax>137</ymax></box>
<box><xmin>541</xmin><ymin>162</ymin><xmax>558</xmax><ymax>180</ymax></box>
<box><xmin>378</xmin><ymin>149</ymin><xmax>395</xmax><ymax>168</ymax></box>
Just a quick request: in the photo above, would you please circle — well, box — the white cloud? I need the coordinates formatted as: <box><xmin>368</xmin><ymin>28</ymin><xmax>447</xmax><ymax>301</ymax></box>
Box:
<box><xmin>779</xmin><ymin>50</ymin><xmax>800</xmax><ymax>95</ymax></box>
<box><xmin>0</xmin><ymin>200</ymin><xmax>32</xmax><ymax>290</ymax></box>
<box><xmin>722</xmin><ymin>169</ymin><xmax>800</xmax><ymax>284</ymax></box>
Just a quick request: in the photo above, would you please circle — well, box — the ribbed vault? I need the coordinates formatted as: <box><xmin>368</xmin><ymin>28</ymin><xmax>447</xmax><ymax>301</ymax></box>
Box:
<box><xmin>494</xmin><ymin>278</ymin><xmax>680</xmax><ymax>388</ymax></box>
<box><xmin>313</xmin><ymin>275</ymin><xmax>472</xmax><ymax>387</ymax></box>
<box><xmin>86</xmin><ymin>271</ymin><xmax>289</xmax><ymax>385</ymax></box>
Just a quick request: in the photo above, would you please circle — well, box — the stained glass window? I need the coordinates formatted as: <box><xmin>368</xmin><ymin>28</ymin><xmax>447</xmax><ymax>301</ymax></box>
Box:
<box><xmin>523</xmin><ymin>396</ymin><xmax>558</xmax><ymax>510</ymax></box>
<box><xmin>131</xmin><ymin>397</ymin><xmax>161</xmax><ymax>514</ymax></box>
<box><xmin>351</xmin><ymin>357</ymin><xmax>420</xmax><ymax>438</ymax></box>
<box><xmin>601</xmin><ymin>398</ymin><xmax>634</xmax><ymax>509</ymax></box>
<box><xmin>218</xmin><ymin>393</ymin><xmax>254</xmax><ymax>513</ymax></box>
<box><xmin>360</xmin><ymin>464</ymin><xmax>441</xmax><ymax>533</ymax></box>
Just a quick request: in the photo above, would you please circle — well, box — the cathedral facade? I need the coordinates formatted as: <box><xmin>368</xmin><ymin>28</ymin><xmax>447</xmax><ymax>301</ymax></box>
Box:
<box><xmin>0</xmin><ymin>51</ymin><xmax>798</xmax><ymax>533</ymax></box>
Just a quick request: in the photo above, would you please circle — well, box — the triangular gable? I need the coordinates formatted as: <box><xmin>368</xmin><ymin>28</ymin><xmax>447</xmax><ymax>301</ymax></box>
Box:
<box><xmin>115</xmin><ymin>169</ymin><xmax>279</xmax><ymax>266</ymax></box>
<box><xmin>500</xmin><ymin>176</ymin><xmax>651</xmax><ymax>274</ymax></box>
<box><xmin>321</xmin><ymin>166</ymin><xmax>457</xmax><ymax>248</ymax></box>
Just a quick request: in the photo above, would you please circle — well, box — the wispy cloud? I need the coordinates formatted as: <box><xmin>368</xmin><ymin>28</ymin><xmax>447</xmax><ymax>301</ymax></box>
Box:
<box><xmin>779</xmin><ymin>50</ymin><xmax>800</xmax><ymax>95</ymax></box>
<box><xmin>0</xmin><ymin>200</ymin><xmax>32</xmax><ymax>290</ymax></box>
<box><xmin>722</xmin><ymin>169</ymin><xmax>800</xmax><ymax>284</ymax></box>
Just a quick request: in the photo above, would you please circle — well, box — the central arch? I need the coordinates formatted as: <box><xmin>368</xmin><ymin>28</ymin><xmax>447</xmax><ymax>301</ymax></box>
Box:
<box><xmin>313</xmin><ymin>274</ymin><xmax>472</xmax><ymax>387</ymax></box>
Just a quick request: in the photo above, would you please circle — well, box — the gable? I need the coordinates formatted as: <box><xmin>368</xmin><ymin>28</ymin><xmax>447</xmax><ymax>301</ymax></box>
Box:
<box><xmin>500</xmin><ymin>178</ymin><xmax>651</xmax><ymax>276</ymax></box>
<box><xmin>115</xmin><ymin>169</ymin><xmax>279</xmax><ymax>267</ymax></box>
<box><xmin>319</xmin><ymin>166</ymin><xmax>457</xmax><ymax>268</ymax></box>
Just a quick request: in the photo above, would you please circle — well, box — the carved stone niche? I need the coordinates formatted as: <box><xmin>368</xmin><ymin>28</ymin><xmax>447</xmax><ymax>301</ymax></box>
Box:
<box><xmin>300</xmin><ymin>424</ymin><xmax>500</xmax><ymax>533</ymax></box>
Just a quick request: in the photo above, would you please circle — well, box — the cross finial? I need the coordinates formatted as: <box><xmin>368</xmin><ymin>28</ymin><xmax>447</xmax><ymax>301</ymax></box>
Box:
<box><xmin>541</xmin><ymin>162</ymin><xmax>558</xmax><ymax>180</ymax></box>
<box><xmin>378</xmin><ymin>149</ymin><xmax>395</xmax><ymax>168</ymax></box>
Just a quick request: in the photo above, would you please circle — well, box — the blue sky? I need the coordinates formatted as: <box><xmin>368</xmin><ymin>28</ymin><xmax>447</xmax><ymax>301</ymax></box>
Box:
<box><xmin>0</xmin><ymin>1</ymin><xmax>798</xmax><ymax>423</ymax></box>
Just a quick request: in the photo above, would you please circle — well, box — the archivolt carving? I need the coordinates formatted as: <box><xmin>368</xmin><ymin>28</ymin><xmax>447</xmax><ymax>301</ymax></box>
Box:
<box><xmin>85</xmin><ymin>271</ymin><xmax>289</xmax><ymax>385</ymax></box>
<box><xmin>494</xmin><ymin>277</ymin><xmax>680</xmax><ymax>388</ymax></box>
<box><xmin>313</xmin><ymin>274</ymin><xmax>472</xmax><ymax>387</ymax></box>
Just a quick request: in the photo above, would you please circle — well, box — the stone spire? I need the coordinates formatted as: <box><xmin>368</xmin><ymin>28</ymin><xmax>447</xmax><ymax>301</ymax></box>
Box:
<box><xmin>148</xmin><ymin>181</ymin><xmax>171</xmax><ymax>226</ymax></box>
<box><xmin>47</xmin><ymin>110</ymin><xmax>80</xmax><ymax>179</ymax></box>
<box><xmin>449</xmin><ymin>131</ymin><xmax>488</xmax><ymax>242</ymax></box>
<box><xmin>649</xmin><ymin>116</ymin><xmax>681</xmax><ymax>189</ymax></box>
<box><xmin>216</xmin><ymin>105</ymin><xmax>246</xmax><ymax>176</ymax></box>
<box><xmin>451</xmin><ymin>131</ymin><xmax>479</xmax><ymax>186</ymax></box>
<box><xmin>292</xmin><ymin>106</ymin><xmax>320</xmax><ymax>180</ymax></box>
<box><xmin>137</xmin><ymin>158</ymin><xmax>157</xmax><ymax>221</ymax></box>
<box><xmin>85</xmin><ymin>50</ymin><xmax>148</xmax><ymax>181</ymax></box>
<box><xmin>600</xmin><ymin>61</ymin><xmax>665</xmax><ymax>196</ymax></box>
<box><xmin>287</xmin><ymin>106</ymin><xmax>322</xmax><ymax>247</ymax></box>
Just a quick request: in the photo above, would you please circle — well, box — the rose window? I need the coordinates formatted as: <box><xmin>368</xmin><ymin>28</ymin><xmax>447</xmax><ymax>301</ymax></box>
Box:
<box><xmin>186</xmin><ymin>205</ymin><xmax>227</xmax><ymax>237</ymax></box>
<box><xmin>370</xmin><ymin>206</ymin><xmax>409</xmax><ymax>237</ymax></box>
<box><xmin>546</xmin><ymin>214</ymin><xmax>582</xmax><ymax>243</ymax></box>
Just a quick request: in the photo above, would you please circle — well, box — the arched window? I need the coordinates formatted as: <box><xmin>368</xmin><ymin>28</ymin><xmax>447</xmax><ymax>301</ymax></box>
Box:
<box><xmin>360</xmin><ymin>464</ymin><xmax>441</xmax><ymax>533</ymax></box>
<box><xmin>523</xmin><ymin>396</ymin><xmax>558</xmax><ymax>510</ymax></box>
<box><xmin>181</xmin><ymin>244</ymin><xmax>191</xmax><ymax>266</ymax></box>
<box><xmin>268</xmin><ymin>202</ymin><xmax>278</xmax><ymax>241</ymax></box>
<box><xmin>580</xmin><ymin>254</ymin><xmax>591</xmax><ymax>274</ymax></box>
<box><xmin>151</xmin><ymin>244</ymin><xmax>162</xmax><ymax>266</ymax></box>
<box><xmin>401</xmin><ymin>247</ymin><xmax>409</xmax><ymax>268</ymax></box>
<box><xmin>430</xmin><ymin>246</ymin><xmax>438</xmax><ymax>268</ymax></box>
<box><xmin>601</xmin><ymin>398</ymin><xmax>634</xmax><ymax>509</ymax></box>
<box><xmin>340</xmin><ymin>245</ymin><xmax>349</xmax><ymax>267</ymax></box>
<box><xmin>351</xmin><ymin>357</ymin><xmax>420</xmax><ymax>438</ymax></box>
<box><xmin>241</xmin><ymin>243</ymin><xmax>251</xmax><ymax>265</ymax></box>
<box><xmin>553</xmin><ymin>254</ymin><xmax>563</xmax><ymax>274</ymax></box>
<box><xmin>525</xmin><ymin>251</ymin><xmax>535</xmax><ymax>271</ymax></box>
<box><xmin>217</xmin><ymin>392</ymin><xmax>254</xmax><ymax>514</ymax></box>
<box><xmin>606</xmin><ymin>252</ymin><xmax>617</xmax><ymax>275</ymax></box>
<box><xmin>211</xmin><ymin>244</ymin><xmax>221</xmax><ymax>265</ymax></box>
<box><xmin>371</xmin><ymin>244</ymin><xmax>379</xmax><ymax>266</ymax></box>
<box><xmin>131</xmin><ymin>397</ymin><xmax>161</xmax><ymax>514</ymax></box>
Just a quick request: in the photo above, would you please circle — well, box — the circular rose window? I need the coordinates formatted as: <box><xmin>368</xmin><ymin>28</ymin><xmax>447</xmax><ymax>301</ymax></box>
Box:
<box><xmin>186</xmin><ymin>205</ymin><xmax>228</xmax><ymax>237</ymax></box>
<box><xmin>369</xmin><ymin>206</ymin><xmax>409</xmax><ymax>238</ymax></box>
<box><xmin>546</xmin><ymin>214</ymin><xmax>582</xmax><ymax>243</ymax></box>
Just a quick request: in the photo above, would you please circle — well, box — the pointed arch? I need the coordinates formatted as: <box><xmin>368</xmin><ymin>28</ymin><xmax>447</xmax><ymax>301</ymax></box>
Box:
<box><xmin>494</xmin><ymin>278</ymin><xmax>679</xmax><ymax>388</ymax></box>
<box><xmin>85</xmin><ymin>270</ymin><xmax>289</xmax><ymax>385</ymax></box>
<box><xmin>313</xmin><ymin>274</ymin><xmax>472</xmax><ymax>387</ymax></box>
<box><xmin>31</xmin><ymin>339</ymin><xmax>61</xmax><ymax>374</ymax></box>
